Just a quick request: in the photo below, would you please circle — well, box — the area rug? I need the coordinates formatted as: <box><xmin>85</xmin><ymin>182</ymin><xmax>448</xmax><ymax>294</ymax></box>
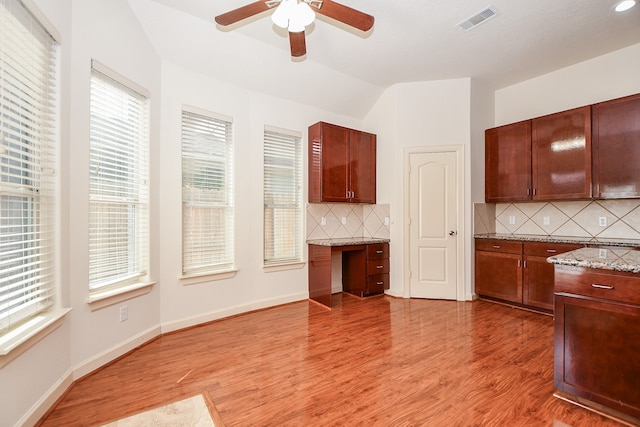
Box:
<box><xmin>102</xmin><ymin>394</ymin><xmax>215</xmax><ymax>426</ymax></box>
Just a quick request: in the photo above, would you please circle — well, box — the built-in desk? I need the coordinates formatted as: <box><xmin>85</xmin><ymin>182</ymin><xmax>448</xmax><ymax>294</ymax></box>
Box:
<box><xmin>307</xmin><ymin>238</ymin><xmax>390</xmax><ymax>308</ymax></box>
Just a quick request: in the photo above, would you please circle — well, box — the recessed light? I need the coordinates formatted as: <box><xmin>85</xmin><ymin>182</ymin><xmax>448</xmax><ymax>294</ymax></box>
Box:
<box><xmin>615</xmin><ymin>0</ymin><xmax>636</xmax><ymax>12</ymax></box>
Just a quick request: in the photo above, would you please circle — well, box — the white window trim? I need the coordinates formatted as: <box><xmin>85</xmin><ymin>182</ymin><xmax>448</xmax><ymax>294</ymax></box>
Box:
<box><xmin>86</xmin><ymin>281</ymin><xmax>155</xmax><ymax>311</ymax></box>
<box><xmin>0</xmin><ymin>308</ymin><xmax>71</xmax><ymax>368</ymax></box>
<box><xmin>179</xmin><ymin>269</ymin><xmax>238</xmax><ymax>286</ymax></box>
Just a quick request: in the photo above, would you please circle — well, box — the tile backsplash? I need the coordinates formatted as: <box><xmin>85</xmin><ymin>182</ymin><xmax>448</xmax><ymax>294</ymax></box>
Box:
<box><xmin>474</xmin><ymin>200</ymin><xmax>640</xmax><ymax>239</ymax></box>
<box><xmin>307</xmin><ymin>203</ymin><xmax>390</xmax><ymax>240</ymax></box>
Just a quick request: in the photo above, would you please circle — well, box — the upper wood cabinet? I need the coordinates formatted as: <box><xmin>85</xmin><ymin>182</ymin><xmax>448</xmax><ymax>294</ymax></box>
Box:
<box><xmin>532</xmin><ymin>106</ymin><xmax>592</xmax><ymax>200</ymax></box>
<box><xmin>592</xmin><ymin>93</ymin><xmax>640</xmax><ymax>199</ymax></box>
<box><xmin>485</xmin><ymin>120</ymin><xmax>532</xmax><ymax>202</ymax></box>
<box><xmin>308</xmin><ymin>122</ymin><xmax>376</xmax><ymax>203</ymax></box>
<box><xmin>485</xmin><ymin>106</ymin><xmax>592</xmax><ymax>202</ymax></box>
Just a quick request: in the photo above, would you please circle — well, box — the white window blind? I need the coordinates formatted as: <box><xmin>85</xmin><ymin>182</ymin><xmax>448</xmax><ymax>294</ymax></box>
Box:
<box><xmin>0</xmin><ymin>0</ymin><xmax>58</xmax><ymax>334</ymax></box>
<box><xmin>263</xmin><ymin>126</ymin><xmax>302</xmax><ymax>265</ymax></box>
<box><xmin>89</xmin><ymin>67</ymin><xmax>149</xmax><ymax>291</ymax></box>
<box><xmin>181</xmin><ymin>108</ymin><xmax>234</xmax><ymax>275</ymax></box>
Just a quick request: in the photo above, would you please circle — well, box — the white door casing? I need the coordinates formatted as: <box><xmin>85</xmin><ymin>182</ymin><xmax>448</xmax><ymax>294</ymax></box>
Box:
<box><xmin>404</xmin><ymin>146</ymin><xmax>464</xmax><ymax>300</ymax></box>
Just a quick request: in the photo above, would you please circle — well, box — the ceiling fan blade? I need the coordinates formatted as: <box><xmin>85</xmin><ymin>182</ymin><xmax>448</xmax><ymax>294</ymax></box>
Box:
<box><xmin>289</xmin><ymin>31</ymin><xmax>307</xmax><ymax>57</ymax></box>
<box><xmin>315</xmin><ymin>0</ymin><xmax>374</xmax><ymax>32</ymax></box>
<box><xmin>214</xmin><ymin>1</ymin><xmax>272</xmax><ymax>26</ymax></box>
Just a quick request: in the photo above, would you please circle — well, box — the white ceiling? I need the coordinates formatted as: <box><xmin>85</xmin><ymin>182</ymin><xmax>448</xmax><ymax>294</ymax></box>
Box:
<box><xmin>128</xmin><ymin>0</ymin><xmax>640</xmax><ymax>118</ymax></box>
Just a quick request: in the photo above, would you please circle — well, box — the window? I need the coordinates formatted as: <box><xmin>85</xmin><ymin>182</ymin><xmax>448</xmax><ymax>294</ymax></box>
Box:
<box><xmin>89</xmin><ymin>63</ymin><xmax>149</xmax><ymax>292</ymax></box>
<box><xmin>0</xmin><ymin>1</ymin><xmax>58</xmax><ymax>336</ymax></box>
<box><xmin>181</xmin><ymin>108</ymin><xmax>234</xmax><ymax>276</ymax></box>
<box><xmin>263</xmin><ymin>126</ymin><xmax>302</xmax><ymax>265</ymax></box>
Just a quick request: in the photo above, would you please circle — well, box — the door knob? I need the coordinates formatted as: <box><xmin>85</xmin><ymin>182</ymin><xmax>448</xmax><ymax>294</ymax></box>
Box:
<box><xmin>449</xmin><ymin>230</ymin><xmax>457</xmax><ymax>236</ymax></box>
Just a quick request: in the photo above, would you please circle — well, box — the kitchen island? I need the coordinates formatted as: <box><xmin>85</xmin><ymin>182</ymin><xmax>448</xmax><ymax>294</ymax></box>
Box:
<box><xmin>548</xmin><ymin>246</ymin><xmax>640</xmax><ymax>426</ymax></box>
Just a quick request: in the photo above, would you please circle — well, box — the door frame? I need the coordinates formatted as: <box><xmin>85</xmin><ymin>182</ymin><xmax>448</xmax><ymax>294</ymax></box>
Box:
<box><xmin>403</xmin><ymin>145</ymin><xmax>466</xmax><ymax>300</ymax></box>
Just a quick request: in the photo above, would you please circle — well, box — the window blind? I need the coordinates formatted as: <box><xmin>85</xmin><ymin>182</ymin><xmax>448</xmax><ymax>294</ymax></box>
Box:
<box><xmin>181</xmin><ymin>109</ymin><xmax>234</xmax><ymax>275</ymax></box>
<box><xmin>89</xmin><ymin>68</ymin><xmax>149</xmax><ymax>291</ymax></box>
<box><xmin>0</xmin><ymin>0</ymin><xmax>58</xmax><ymax>333</ymax></box>
<box><xmin>263</xmin><ymin>126</ymin><xmax>302</xmax><ymax>265</ymax></box>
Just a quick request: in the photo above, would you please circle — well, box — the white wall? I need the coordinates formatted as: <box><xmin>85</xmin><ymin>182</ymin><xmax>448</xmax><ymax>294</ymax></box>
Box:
<box><xmin>495</xmin><ymin>43</ymin><xmax>640</xmax><ymax>124</ymax></box>
<box><xmin>364</xmin><ymin>79</ymin><xmax>480</xmax><ymax>300</ymax></box>
<box><xmin>157</xmin><ymin>61</ymin><xmax>364</xmax><ymax>330</ymax></box>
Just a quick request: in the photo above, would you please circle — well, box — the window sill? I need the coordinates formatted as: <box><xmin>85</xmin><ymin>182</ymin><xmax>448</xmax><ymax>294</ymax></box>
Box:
<box><xmin>262</xmin><ymin>261</ymin><xmax>306</xmax><ymax>272</ymax></box>
<box><xmin>180</xmin><ymin>269</ymin><xmax>238</xmax><ymax>286</ymax></box>
<box><xmin>87</xmin><ymin>281</ymin><xmax>155</xmax><ymax>311</ymax></box>
<box><xmin>0</xmin><ymin>308</ymin><xmax>71</xmax><ymax>368</ymax></box>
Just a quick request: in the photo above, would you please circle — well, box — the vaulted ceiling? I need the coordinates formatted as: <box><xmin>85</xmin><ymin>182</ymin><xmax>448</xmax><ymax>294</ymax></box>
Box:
<box><xmin>128</xmin><ymin>0</ymin><xmax>640</xmax><ymax>118</ymax></box>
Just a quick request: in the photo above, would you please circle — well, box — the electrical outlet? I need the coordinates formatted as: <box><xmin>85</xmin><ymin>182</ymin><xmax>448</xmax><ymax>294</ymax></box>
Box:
<box><xmin>543</xmin><ymin>216</ymin><xmax>550</xmax><ymax>226</ymax></box>
<box><xmin>508</xmin><ymin>215</ymin><xmax>516</xmax><ymax>225</ymax></box>
<box><xmin>599</xmin><ymin>216</ymin><xmax>607</xmax><ymax>227</ymax></box>
<box><xmin>119</xmin><ymin>306</ymin><xmax>128</xmax><ymax>322</ymax></box>
<box><xmin>320</xmin><ymin>216</ymin><xmax>326</xmax><ymax>226</ymax></box>
<box><xmin>341</xmin><ymin>217</ymin><xmax>347</xmax><ymax>225</ymax></box>
<box><xmin>384</xmin><ymin>217</ymin><xmax>390</xmax><ymax>226</ymax></box>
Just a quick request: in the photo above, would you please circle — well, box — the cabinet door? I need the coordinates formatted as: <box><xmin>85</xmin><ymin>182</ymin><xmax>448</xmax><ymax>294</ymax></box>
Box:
<box><xmin>485</xmin><ymin>120</ymin><xmax>532</xmax><ymax>202</ymax></box>
<box><xmin>593</xmin><ymin>93</ymin><xmax>640</xmax><ymax>199</ymax></box>
<box><xmin>532</xmin><ymin>106</ymin><xmax>592</xmax><ymax>200</ymax></box>
<box><xmin>308</xmin><ymin>122</ymin><xmax>349</xmax><ymax>202</ymax></box>
<box><xmin>349</xmin><ymin>129</ymin><xmax>376</xmax><ymax>203</ymax></box>
<box><xmin>554</xmin><ymin>294</ymin><xmax>640</xmax><ymax>421</ymax></box>
<box><xmin>475</xmin><ymin>251</ymin><xmax>523</xmax><ymax>303</ymax></box>
<box><xmin>523</xmin><ymin>255</ymin><xmax>555</xmax><ymax>311</ymax></box>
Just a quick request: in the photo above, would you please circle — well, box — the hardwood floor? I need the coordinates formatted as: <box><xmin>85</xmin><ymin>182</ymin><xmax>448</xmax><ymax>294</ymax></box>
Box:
<box><xmin>38</xmin><ymin>295</ymin><xmax>627</xmax><ymax>426</ymax></box>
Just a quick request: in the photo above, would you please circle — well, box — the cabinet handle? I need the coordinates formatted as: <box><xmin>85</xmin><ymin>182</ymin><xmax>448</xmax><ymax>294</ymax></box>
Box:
<box><xmin>376</xmin><ymin>250</ymin><xmax>383</xmax><ymax>254</ymax></box>
<box><xmin>533</xmin><ymin>188</ymin><xmax>537</xmax><ymax>196</ymax></box>
<box><xmin>524</xmin><ymin>260</ymin><xmax>527</xmax><ymax>268</ymax></box>
<box><xmin>546</xmin><ymin>249</ymin><xmax>557</xmax><ymax>253</ymax></box>
<box><xmin>591</xmin><ymin>283</ymin><xmax>614</xmax><ymax>290</ymax></box>
<box><xmin>376</xmin><ymin>281</ymin><xmax>384</xmax><ymax>285</ymax></box>
<box><xmin>517</xmin><ymin>260</ymin><xmax>521</xmax><ymax>268</ymax></box>
<box><xmin>376</xmin><ymin>265</ymin><xmax>384</xmax><ymax>269</ymax></box>
<box><xmin>492</xmin><ymin>245</ymin><xmax>501</xmax><ymax>249</ymax></box>
<box><xmin>527</xmin><ymin>188</ymin><xmax>531</xmax><ymax>196</ymax></box>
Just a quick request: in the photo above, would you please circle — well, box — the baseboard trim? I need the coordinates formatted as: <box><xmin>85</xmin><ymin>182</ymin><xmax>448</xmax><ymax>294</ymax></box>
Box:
<box><xmin>160</xmin><ymin>292</ymin><xmax>308</xmax><ymax>334</ymax></box>
<box><xmin>18</xmin><ymin>369</ymin><xmax>73</xmax><ymax>427</ymax></box>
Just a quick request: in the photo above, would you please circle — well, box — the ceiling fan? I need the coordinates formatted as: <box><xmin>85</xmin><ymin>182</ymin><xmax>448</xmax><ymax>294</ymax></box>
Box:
<box><xmin>214</xmin><ymin>0</ymin><xmax>374</xmax><ymax>58</ymax></box>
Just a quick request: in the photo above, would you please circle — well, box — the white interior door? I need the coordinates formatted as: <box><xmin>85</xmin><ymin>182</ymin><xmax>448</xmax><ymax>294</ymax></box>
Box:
<box><xmin>408</xmin><ymin>150</ymin><xmax>459</xmax><ymax>299</ymax></box>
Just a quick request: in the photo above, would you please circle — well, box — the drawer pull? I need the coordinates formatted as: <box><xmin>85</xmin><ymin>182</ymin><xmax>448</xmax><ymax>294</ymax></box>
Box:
<box><xmin>376</xmin><ymin>250</ymin><xmax>383</xmax><ymax>254</ymax></box>
<box><xmin>546</xmin><ymin>249</ymin><xmax>557</xmax><ymax>253</ymax></box>
<box><xmin>591</xmin><ymin>283</ymin><xmax>614</xmax><ymax>290</ymax></box>
<box><xmin>376</xmin><ymin>281</ymin><xmax>384</xmax><ymax>285</ymax></box>
<box><xmin>492</xmin><ymin>245</ymin><xmax>501</xmax><ymax>249</ymax></box>
<box><xmin>376</xmin><ymin>265</ymin><xmax>384</xmax><ymax>269</ymax></box>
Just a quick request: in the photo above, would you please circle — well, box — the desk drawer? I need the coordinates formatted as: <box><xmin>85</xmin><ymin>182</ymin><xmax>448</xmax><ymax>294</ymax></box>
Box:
<box><xmin>367</xmin><ymin>259</ymin><xmax>389</xmax><ymax>275</ymax></box>
<box><xmin>368</xmin><ymin>273</ymin><xmax>389</xmax><ymax>294</ymax></box>
<box><xmin>367</xmin><ymin>243</ymin><xmax>389</xmax><ymax>260</ymax></box>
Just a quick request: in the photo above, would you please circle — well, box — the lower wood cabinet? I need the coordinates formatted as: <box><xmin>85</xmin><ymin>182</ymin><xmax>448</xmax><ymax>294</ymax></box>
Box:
<box><xmin>344</xmin><ymin>242</ymin><xmax>389</xmax><ymax>297</ymax></box>
<box><xmin>554</xmin><ymin>265</ymin><xmax>640</xmax><ymax>424</ymax></box>
<box><xmin>475</xmin><ymin>238</ymin><xmax>581</xmax><ymax>312</ymax></box>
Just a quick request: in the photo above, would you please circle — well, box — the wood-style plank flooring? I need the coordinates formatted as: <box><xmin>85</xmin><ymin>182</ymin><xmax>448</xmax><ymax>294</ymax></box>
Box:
<box><xmin>38</xmin><ymin>295</ymin><xmax>627</xmax><ymax>426</ymax></box>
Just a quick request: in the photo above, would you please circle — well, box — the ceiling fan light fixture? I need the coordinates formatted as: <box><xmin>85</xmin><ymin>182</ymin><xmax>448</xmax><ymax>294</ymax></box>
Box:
<box><xmin>272</xmin><ymin>0</ymin><xmax>315</xmax><ymax>30</ymax></box>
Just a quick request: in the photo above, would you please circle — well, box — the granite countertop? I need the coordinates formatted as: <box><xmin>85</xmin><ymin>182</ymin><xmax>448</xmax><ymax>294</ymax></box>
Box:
<box><xmin>307</xmin><ymin>237</ymin><xmax>390</xmax><ymax>246</ymax></box>
<box><xmin>547</xmin><ymin>247</ymin><xmax>640</xmax><ymax>273</ymax></box>
<box><xmin>474</xmin><ymin>233</ymin><xmax>640</xmax><ymax>248</ymax></box>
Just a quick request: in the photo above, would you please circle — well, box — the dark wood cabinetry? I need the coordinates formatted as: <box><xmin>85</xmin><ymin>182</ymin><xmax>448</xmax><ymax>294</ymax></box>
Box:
<box><xmin>475</xmin><ymin>239</ymin><xmax>523</xmax><ymax>303</ymax></box>
<box><xmin>475</xmin><ymin>239</ymin><xmax>581</xmax><ymax>312</ymax></box>
<box><xmin>532</xmin><ymin>106</ymin><xmax>592</xmax><ymax>200</ymax></box>
<box><xmin>308</xmin><ymin>122</ymin><xmax>376</xmax><ymax>203</ymax></box>
<box><xmin>485</xmin><ymin>106</ymin><xmax>592</xmax><ymax>202</ymax></box>
<box><xmin>592</xmin><ymin>93</ymin><xmax>640</xmax><ymax>199</ymax></box>
<box><xmin>308</xmin><ymin>241</ymin><xmax>389</xmax><ymax>308</ymax></box>
<box><xmin>554</xmin><ymin>265</ymin><xmax>640</xmax><ymax>424</ymax></box>
<box><xmin>485</xmin><ymin>120</ymin><xmax>532</xmax><ymax>202</ymax></box>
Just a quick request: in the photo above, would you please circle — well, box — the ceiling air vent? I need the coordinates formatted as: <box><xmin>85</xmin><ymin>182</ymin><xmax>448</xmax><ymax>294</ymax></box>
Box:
<box><xmin>457</xmin><ymin>6</ymin><xmax>499</xmax><ymax>31</ymax></box>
